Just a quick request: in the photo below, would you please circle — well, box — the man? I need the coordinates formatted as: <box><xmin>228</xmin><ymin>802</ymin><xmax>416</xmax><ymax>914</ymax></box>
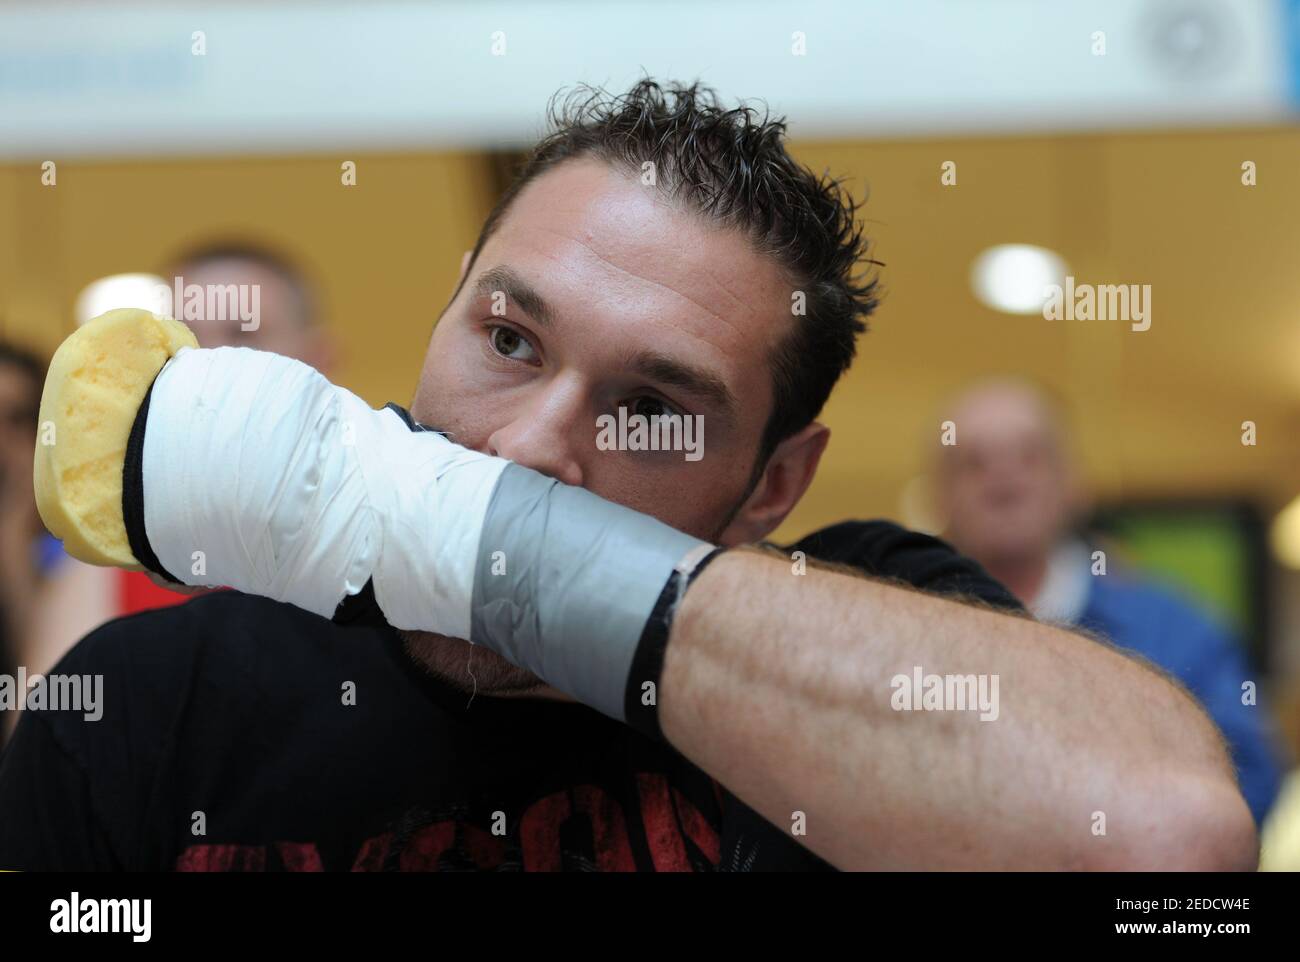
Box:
<box><xmin>19</xmin><ymin>244</ymin><xmax>336</xmax><ymax>678</ymax></box>
<box><xmin>0</xmin><ymin>344</ymin><xmax>54</xmax><ymax>700</ymax></box>
<box><xmin>933</xmin><ymin>378</ymin><xmax>1287</xmax><ymax>825</ymax></box>
<box><xmin>161</xmin><ymin>242</ymin><xmax>334</xmax><ymax>367</ymax></box>
<box><xmin>0</xmin><ymin>80</ymin><xmax>1255</xmax><ymax>871</ymax></box>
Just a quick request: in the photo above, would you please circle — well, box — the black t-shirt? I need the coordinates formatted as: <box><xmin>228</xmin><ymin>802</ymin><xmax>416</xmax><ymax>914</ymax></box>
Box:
<box><xmin>0</xmin><ymin>520</ymin><xmax>1021</xmax><ymax>872</ymax></box>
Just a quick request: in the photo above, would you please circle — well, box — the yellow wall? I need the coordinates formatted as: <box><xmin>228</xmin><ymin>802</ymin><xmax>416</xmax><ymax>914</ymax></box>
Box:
<box><xmin>781</xmin><ymin>130</ymin><xmax>1300</xmax><ymax>541</ymax></box>
<box><xmin>2</xmin><ymin>129</ymin><xmax>1297</xmax><ymax>545</ymax></box>
<box><xmin>0</xmin><ymin>153</ymin><xmax>499</xmax><ymax>411</ymax></box>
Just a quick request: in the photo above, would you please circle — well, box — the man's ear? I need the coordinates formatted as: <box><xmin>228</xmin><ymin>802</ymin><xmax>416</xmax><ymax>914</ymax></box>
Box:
<box><xmin>718</xmin><ymin>422</ymin><xmax>830</xmax><ymax>546</ymax></box>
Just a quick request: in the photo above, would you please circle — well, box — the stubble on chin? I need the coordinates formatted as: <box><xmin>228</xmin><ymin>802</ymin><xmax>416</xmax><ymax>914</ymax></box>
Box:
<box><xmin>398</xmin><ymin>629</ymin><xmax>547</xmax><ymax>697</ymax></box>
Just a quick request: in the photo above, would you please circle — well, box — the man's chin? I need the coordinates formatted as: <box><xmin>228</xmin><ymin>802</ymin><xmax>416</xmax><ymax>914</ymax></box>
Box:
<box><xmin>398</xmin><ymin>629</ymin><xmax>547</xmax><ymax>697</ymax></box>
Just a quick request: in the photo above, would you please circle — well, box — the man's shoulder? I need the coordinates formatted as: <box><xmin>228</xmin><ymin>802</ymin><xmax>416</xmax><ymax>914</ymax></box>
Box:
<box><xmin>784</xmin><ymin>519</ymin><xmax>1024</xmax><ymax>612</ymax></box>
<box><xmin>1091</xmin><ymin>571</ymin><xmax>1216</xmax><ymax>618</ymax></box>
<box><xmin>785</xmin><ymin>519</ymin><xmax>939</xmax><ymax>567</ymax></box>
<box><xmin>44</xmin><ymin>589</ymin><xmax>404</xmax><ymax>756</ymax></box>
<box><xmin>1085</xmin><ymin>570</ymin><xmax>1235</xmax><ymax>650</ymax></box>
<box><xmin>56</xmin><ymin>589</ymin><xmax>354</xmax><ymax>679</ymax></box>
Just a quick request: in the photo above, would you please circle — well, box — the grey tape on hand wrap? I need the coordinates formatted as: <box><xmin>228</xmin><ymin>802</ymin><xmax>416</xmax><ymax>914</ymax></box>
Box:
<box><xmin>471</xmin><ymin>462</ymin><xmax>711</xmax><ymax>722</ymax></box>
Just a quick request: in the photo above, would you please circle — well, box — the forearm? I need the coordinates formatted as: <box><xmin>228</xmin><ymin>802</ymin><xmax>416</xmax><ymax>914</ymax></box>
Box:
<box><xmin>659</xmin><ymin>548</ymin><xmax>1258</xmax><ymax>870</ymax></box>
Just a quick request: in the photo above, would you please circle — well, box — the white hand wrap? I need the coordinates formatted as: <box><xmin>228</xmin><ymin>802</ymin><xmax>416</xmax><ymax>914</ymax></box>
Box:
<box><xmin>138</xmin><ymin>345</ymin><xmax>717</xmax><ymax>727</ymax></box>
<box><xmin>143</xmin><ymin>346</ymin><xmax>507</xmax><ymax>640</ymax></box>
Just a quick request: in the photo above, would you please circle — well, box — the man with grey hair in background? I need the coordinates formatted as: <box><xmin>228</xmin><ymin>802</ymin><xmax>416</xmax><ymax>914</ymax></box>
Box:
<box><xmin>933</xmin><ymin>377</ymin><xmax>1287</xmax><ymax>824</ymax></box>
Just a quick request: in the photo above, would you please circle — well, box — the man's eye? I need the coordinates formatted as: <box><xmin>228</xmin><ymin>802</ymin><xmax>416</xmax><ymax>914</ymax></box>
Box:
<box><xmin>628</xmin><ymin>396</ymin><xmax>678</xmax><ymax>420</ymax></box>
<box><xmin>489</xmin><ymin>326</ymin><xmax>538</xmax><ymax>363</ymax></box>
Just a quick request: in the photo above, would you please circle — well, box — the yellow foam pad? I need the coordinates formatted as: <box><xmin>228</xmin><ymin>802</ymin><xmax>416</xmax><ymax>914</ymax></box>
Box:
<box><xmin>33</xmin><ymin>308</ymin><xmax>198</xmax><ymax>567</ymax></box>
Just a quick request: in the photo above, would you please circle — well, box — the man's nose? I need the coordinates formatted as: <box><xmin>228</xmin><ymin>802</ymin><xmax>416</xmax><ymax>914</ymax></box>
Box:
<box><xmin>484</xmin><ymin>386</ymin><xmax>587</xmax><ymax>488</ymax></box>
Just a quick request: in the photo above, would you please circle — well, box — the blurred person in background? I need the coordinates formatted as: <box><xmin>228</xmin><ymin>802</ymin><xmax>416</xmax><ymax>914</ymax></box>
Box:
<box><xmin>0</xmin><ymin>342</ymin><xmax>63</xmax><ymax>743</ymax></box>
<box><xmin>933</xmin><ymin>377</ymin><xmax>1287</xmax><ymax>825</ymax></box>
<box><xmin>22</xmin><ymin>243</ymin><xmax>335</xmax><ymax>678</ymax></box>
<box><xmin>0</xmin><ymin>344</ymin><xmax>56</xmax><ymax>664</ymax></box>
<box><xmin>165</xmin><ymin>242</ymin><xmax>334</xmax><ymax>365</ymax></box>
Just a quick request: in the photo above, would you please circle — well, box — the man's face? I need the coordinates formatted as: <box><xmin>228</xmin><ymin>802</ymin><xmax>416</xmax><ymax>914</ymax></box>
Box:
<box><xmin>172</xmin><ymin>258</ymin><xmax>330</xmax><ymax>370</ymax></box>
<box><xmin>406</xmin><ymin>157</ymin><xmax>797</xmax><ymax>694</ymax></box>
<box><xmin>935</xmin><ymin>384</ymin><xmax>1075</xmax><ymax>568</ymax></box>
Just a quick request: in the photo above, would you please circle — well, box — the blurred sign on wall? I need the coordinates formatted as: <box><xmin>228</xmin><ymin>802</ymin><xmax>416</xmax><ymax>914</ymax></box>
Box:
<box><xmin>2</xmin><ymin>0</ymin><xmax>1299</xmax><ymax>160</ymax></box>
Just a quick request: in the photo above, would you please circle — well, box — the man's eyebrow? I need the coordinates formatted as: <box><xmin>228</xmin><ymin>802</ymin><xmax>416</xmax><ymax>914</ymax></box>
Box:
<box><xmin>470</xmin><ymin>265</ymin><xmax>557</xmax><ymax>328</ymax></box>
<box><xmin>470</xmin><ymin>265</ymin><xmax>736</xmax><ymax>415</ymax></box>
<box><xmin>625</xmin><ymin>349</ymin><xmax>737</xmax><ymax>417</ymax></box>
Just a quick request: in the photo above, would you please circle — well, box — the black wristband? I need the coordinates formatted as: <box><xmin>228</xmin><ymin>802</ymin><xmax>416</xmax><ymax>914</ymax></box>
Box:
<box><xmin>122</xmin><ymin>376</ymin><xmax>181</xmax><ymax>585</ymax></box>
<box><xmin>622</xmin><ymin>546</ymin><xmax>727</xmax><ymax>742</ymax></box>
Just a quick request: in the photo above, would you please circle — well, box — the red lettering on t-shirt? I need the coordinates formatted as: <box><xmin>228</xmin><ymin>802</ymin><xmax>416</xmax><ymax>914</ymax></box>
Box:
<box><xmin>636</xmin><ymin>773</ymin><xmax>721</xmax><ymax>870</ymax></box>
<box><xmin>276</xmin><ymin>841</ymin><xmax>325</xmax><ymax>871</ymax></box>
<box><xmin>175</xmin><ymin>843</ymin><xmax>267</xmax><ymax>872</ymax></box>
<box><xmin>351</xmin><ymin>832</ymin><xmax>393</xmax><ymax>871</ymax></box>
<box><xmin>391</xmin><ymin>820</ymin><xmax>506</xmax><ymax>871</ymax></box>
<box><xmin>519</xmin><ymin>785</ymin><xmax>636</xmax><ymax>871</ymax></box>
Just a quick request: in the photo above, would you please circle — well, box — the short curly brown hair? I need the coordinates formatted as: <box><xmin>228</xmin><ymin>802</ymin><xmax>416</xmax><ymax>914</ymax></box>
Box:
<box><xmin>463</xmin><ymin>78</ymin><xmax>881</xmax><ymax>468</ymax></box>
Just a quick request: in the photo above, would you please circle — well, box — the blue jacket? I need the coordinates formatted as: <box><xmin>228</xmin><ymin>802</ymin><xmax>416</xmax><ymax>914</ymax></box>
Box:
<box><xmin>1078</xmin><ymin>576</ymin><xmax>1287</xmax><ymax>824</ymax></box>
